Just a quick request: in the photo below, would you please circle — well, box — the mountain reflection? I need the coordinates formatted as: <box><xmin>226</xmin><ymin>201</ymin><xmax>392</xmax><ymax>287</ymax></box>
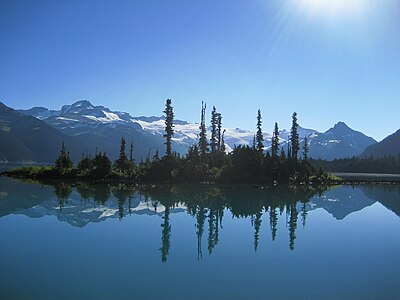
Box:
<box><xmin>0</xmin><ymin>177</ymin><xmax>399</xmax><ymax>263</ymax></box>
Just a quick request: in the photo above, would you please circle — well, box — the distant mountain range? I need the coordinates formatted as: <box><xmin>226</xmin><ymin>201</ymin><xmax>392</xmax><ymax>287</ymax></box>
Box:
<box><xmin>308</xmin><ymin>122</ymin><xmax>377</xmax><ymax>160</ymax></box>
<box><xmin>0</xmin><ymin>102</ymin><xmax>83</xmax><ymax>162</ymax></box>
<box><xmin>0</xmin><ymin>99</ymin><xmax>394</xmax><ymax>162</ymax></box>
<box><xmin>360</xmin><ymin>129</ymin><xmax>400</xmax><ymax>159</ymax></box>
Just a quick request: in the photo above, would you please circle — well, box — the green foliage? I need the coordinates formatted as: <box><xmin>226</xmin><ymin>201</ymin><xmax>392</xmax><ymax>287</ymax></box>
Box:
<box><xmin>77</xmin><ymin>156</ymin><xmax>93</xmax><ymax>176</ymax></box>
<box><xmin>220</xmin><ymin>129</ymin><xmax>226</xmax><ymax>153</ymax></box>
<box><xmin>55</xmin><ymin>142</ymin><xmax>73</xmax><ymax>174</ymax></box>
<box><xmin>92</xmin><ymin>152</ymin><xmax>112</xmax><ymax>179</ymax></box>
<box><xmin>271</xmin><ymin>122</ymin><xmax>280</xmax><ymax>160</ymax></box>
<box><xmin>310</xmin><ymin>156</ymin><xmax>400</xmax><ymax>174</ymax></box>
<box><xmin>210</xmin><ymin>106</ymin><xmax>220</xmax><ymax>153</ymax></box>
<box><xmin>290</xmin><ymin>112</ymin><xmax>299</xmax><ymax>160</ymax></box>
<box><xmin>10</xmin><ymin>165</ymin><xmax>55</xmax><ymax>178</ymax></box>
<box><xmin>163</xmin><ymin>99</ymin><xmax>174</xmax><ymax>156</ymax></box>
<box><xmin>199</xmin><ymin>101</ymin><xmax>208</xmax><ymax>158</ymax></box>
<box><xmin>111</xmin><ymin>137</ymin><xmax>137</xmax><ymax>178</ymax></box>
<box><xmin>303</xmin><ymin>134</ymin><xmax>309</xmax><ymax>161</ymax></box>
<box><xmin>256</xmin><ymin>109</ymin><xmax>264</xmax><ymax>153</ymax></box>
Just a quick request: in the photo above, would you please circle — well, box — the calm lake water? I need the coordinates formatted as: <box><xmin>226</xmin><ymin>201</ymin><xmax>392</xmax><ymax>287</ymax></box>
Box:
<box><xmin>0</xmin><ymin>177</ymin><xmax>399</xmax><ymax>300</ymax></box>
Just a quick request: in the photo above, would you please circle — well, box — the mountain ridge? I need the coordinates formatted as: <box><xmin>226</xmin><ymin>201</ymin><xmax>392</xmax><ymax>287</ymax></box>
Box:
<box><xmin>1</xmin><ymin>99</ymin><xmax>379</xmax><ymax>162</ymax></box>
<box><xmin>360</xmin><ymin>129</ymin><xmax>400</xmax><ymax>159</ymax></box>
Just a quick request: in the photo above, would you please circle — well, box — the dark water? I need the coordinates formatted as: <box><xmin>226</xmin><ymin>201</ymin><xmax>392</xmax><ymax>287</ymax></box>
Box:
<box><xmin>0</xmin><ymin>178</ymin><xmax>399</xmax><ymax>300</ymax></box>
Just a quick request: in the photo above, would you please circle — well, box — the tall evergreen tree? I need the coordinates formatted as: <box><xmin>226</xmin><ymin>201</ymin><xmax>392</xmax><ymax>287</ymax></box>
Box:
<box><xmin>199</xmin><ymin>101</ymin><xmax>208</xmax><ymax>158</ymax></box>
<box><xmin>256</xmin><ymin>109</ymin><xmax>264</xmax><ymax>153</ymax></box>
<box><xmin>77</xmin><ymin>155</ymin><xmax>93</xmax><ymax>175</ymax></box>
<box><xmin>271</xmin><ymin>122</ymin><xmax>280</xmax><ymax>160</ymax></box>
<box><xmin>220</xmin><ymin>129</ymin><xmax>226</xmax><ymax>153</ymax></box>
<box><xmin>303</xmin><ymin>135</ymin><xmax>309</xmax><ymax>161</ymax></box>
<box><xmin>129</xmin><ymin>142</ymin><xmax>134</xmax><ymax>163</ymax></box>
<box><xmin>114</xmin><ymin>137</ymin><xmax>128</xmax><ymax>172</ymax></box>
<box><xmin>55</xmin><ymin>142</ymin><xmax>73</xmax><ymax>173</ymax></box>
<box><xmin>93</xmin><ymin>152</ymin><xmax>112</xmax><ymax>178</ymax></box>
<box><xmin>163</xmin><ymin>99</ymin><xmax>174</xmax><ymax>156</ymax></box>
<box><xmin>217</xmin><ymin>113</ymin><xmax>222</xmax><ymax>151</ymax></box>
<box><xmin>290</xmin><ymin>112</ymin><xmax>299</xmax><ymax>160</ymax></box>
<box><xmin>210</xmin><ymin>106</ymin><xmax>218</xmax><ymax>153</ymax></box>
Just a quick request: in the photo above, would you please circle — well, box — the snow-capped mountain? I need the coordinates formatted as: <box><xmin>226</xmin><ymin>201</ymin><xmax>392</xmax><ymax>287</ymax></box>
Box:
<box><xmin>307</xmin><ymin>122</ymin><xmax>377</xmax><ymax>160</ymax></box>
<box><xmin>18</xmin><ymin>100</ymin><xmax>282</xmax><ymax>154</ymax></box>
<box><xmin>15</xmin><ymin>100</ymin><xmax>376</xmax><ymax>161</ymax></box>
<box><xmin>20</xmin><ymin>100</ymin><xmax>142</xmax><ymax>136</ymax></box>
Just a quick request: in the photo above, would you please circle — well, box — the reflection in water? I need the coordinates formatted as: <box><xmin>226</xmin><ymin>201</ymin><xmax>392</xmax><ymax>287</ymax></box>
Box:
<box><xmin>1</xmin><ymin>177</ymin><xmax>399</xmax><ymax>264</ymax></box>
<box><xmin>54</xmin><ymin>182</ymin><xmax>73</xmax><ymax>212</ymax></box>
<box><xmin>160</xmin><ymin>205</ymin><xmax>171</xmax><ymax>263</ymax></box>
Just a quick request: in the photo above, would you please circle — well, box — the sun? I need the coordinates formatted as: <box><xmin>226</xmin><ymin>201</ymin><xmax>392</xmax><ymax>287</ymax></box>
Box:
<box><xmin>296</xmin><ymin>0</ymin><xmax>367</xmax><ymax>18</ymax></box>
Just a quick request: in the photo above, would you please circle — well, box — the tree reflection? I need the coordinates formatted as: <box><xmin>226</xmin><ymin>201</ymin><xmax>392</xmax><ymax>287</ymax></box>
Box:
<box><xmin>288</xmin><ymin>204</ymin><xmax>298</xmax><ymax>251</ymax></box>
<box><xmin>253</xmin><ymin>211</ymin><xmax>262</xmax><ymax>252</ymax></box>
<box><xmin>34</xmin><ymin>180</ymin><xmax>326</xmax><ymax>258</ymax></box>
<box><xmin>54</xmin><ymin>182</ymin><xmax>73</xmax><ymax>211</ymax></box>
<box><xmin>160</xmin><ymin>205</ymin><xmax>171</xmax><ymax>263</ymax></box>
<box><xmin>93</xmin><ymin>184</ymin><xmax>111</xmax><ymax>205</ymax></box>
<box><xmin>196</xmin><ymin>206</ymin><xmax>206</xmax><ymax>260</ymax></box>
<box><xmin>76</xmin><ymin>182</ymin><xmax>93</xmax><ymax>203</ymax></box>
<box><xmin>112</xmin><ymin>184</ymin><xmax>136</xmax><ymax>220</ymax></box>
<box><xmin>269</xmin><ymin>207</ymin><xmax>278</xmax><ymax>241</ymax></box>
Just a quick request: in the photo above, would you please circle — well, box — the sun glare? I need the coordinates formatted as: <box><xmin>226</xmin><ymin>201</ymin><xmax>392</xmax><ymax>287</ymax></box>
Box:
<box><xmin>296</xmin><ymin>0</ymin><xmax>368</xmax><ymax>18</ymax></box>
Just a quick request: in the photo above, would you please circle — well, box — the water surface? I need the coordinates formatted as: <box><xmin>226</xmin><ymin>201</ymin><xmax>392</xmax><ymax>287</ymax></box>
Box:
<box><xmin>0</xmin><ymin>178</ymin><xmax>399</xmax><ymax>300</ymax></box>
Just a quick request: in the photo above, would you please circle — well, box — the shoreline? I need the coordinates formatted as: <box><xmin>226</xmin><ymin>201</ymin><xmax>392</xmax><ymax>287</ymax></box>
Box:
<box><xmin>1</xmin><ymin>172</ymin><xmax>399</xmax><ymax>187</ymax></box>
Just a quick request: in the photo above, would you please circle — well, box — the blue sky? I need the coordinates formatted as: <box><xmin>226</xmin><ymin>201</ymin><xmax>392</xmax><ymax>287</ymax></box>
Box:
<box><xmin>0</xmin><ymin>0</ymin><xmax>399</xmax><ymax>141</ymax></box>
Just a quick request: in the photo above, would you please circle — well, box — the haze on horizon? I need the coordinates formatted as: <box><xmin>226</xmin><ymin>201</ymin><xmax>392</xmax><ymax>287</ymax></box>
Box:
<box><xmin>0</xmin><ymin>0</ymin><xmax>399</xmax><ymax>141</ymax></box>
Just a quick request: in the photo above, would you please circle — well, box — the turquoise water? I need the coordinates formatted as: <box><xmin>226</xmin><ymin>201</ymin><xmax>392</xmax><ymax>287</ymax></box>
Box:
<box><xmin>0</xmin><ymin>177</ymin><xmax>399</xmax><ymax>300</ymax></box>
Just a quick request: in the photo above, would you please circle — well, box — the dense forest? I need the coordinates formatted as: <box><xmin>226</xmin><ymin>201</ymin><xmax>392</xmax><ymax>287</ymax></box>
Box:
<box><xmin>3</xmin><ymin>99</ymin><xmax>330</xmax><ymax>185</ymax></box>
<box><xmin>310</xmin><ymin>156</ymin><xmax>400</xmax><ymax>174</ymax></box>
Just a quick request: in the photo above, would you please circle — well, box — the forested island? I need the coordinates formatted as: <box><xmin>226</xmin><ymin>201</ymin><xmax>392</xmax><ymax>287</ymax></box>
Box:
<box><xmin>0</xmin><ymin>99</ymin><xmax>348</xmax><ymax>185</ymax></box>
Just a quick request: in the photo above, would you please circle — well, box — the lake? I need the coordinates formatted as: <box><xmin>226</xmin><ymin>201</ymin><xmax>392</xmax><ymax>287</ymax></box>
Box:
<box><xmin>0</xmin><ymin>177</ymin><xmax>399</xmax><ymax>300</ymax></box>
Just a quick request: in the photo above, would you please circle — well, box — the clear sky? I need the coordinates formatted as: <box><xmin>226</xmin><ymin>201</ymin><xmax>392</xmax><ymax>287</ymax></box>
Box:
<box><xmin>0</xmin><ymin>0</ymin><xmax>399</xmax><ymax>141</ymax></box>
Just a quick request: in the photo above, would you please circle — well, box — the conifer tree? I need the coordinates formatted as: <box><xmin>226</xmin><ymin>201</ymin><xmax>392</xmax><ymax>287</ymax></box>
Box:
<box><xmin>199</xmin><ymin>101</ymin><xmax>208</xmax><ymax>157</ymax></box>
<box><xmin>77</xmin><ymin>155</ymin><xmax>93</xmax><ymax>175</ymax></box>
<box><xmin>114</xmin><ymin>137</ymin><xmax>127</xmax><ymax>172</ymax></box>
<box><xmin>129</xmin><ymin>142</ymin><xmax>134</xmax><ymax>163</ymax></box>
<box><xmin>210</xmin><ymin>106</ymin><xmax>218</xmax><ymax>153</ymax></box>
<box><xmin>290</xmin><ymin>112</ymin><xmax>299</xmax><ymax>160</ymax></box>
<box><xmin>93</xmin><ymin>152</ymin><xmax>111</xmax><ymax>178</ymax></box>
<box><xmin>55</xmin><ymin>142</ymin><xmax>73</xmax><ymax>173</ymax></box>
<box><xmin>220</xmin><ymin>129</ymin><xmax>226</xmax><ymax>153</ymax></box>
<box><xmin>256</xmin><ymin>109</ymin><xmax>264</xmax><ymax>153</ymax></box>
<box><xmin>303</xmin><ymin>135</ymin><xmax>309</xmax><ymax>161</ymax></box>
<box><xmin>287</xmin><ymin>143</ymin><xmax>292</xmax><ymax>160</ymax></box>
<box><xmin>217</xmin><ymin>113</ymin><xmax>222</xmax><ymax>151</ymax></box>
<box><xmin>280</xmin><ymin>148</ymin><xmax>286</xmax><ymax>160</ymax></box>
<box><xmin>271</xmin><ymin>122</ymin><xmax>280</xmax><ymax>160</ymax></box>
<box><xmin>163</xmin><ymin>99</ymin><xmax>174</xmax><ymax>156</ymax></box>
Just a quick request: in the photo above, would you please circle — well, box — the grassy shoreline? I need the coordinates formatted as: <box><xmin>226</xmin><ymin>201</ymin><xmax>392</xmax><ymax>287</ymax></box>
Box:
<box><xmin>1</xmin><ymin>165</ymin><xmax>399</xmax><ymax>186</ymax></box>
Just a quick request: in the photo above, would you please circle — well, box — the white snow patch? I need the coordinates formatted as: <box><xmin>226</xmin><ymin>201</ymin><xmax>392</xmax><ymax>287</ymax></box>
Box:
<box><xmin>56</xmin><ymin>117</ymin><xmax>80</xmax><ymax>122</ymax></box>
<box><xmin>99</xmin><ymin>208</ymin><xmax>118</xmax><ymax>218</ymax></box>
<box><xmin>83</xmin><ymin>111</ymin><xmax>125</xmax><ymax>123</ymax></box>
<box><xmin>102</xmin><ymin>110</ymin><xmax>123</xmax><ymax>121</ymax></box>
